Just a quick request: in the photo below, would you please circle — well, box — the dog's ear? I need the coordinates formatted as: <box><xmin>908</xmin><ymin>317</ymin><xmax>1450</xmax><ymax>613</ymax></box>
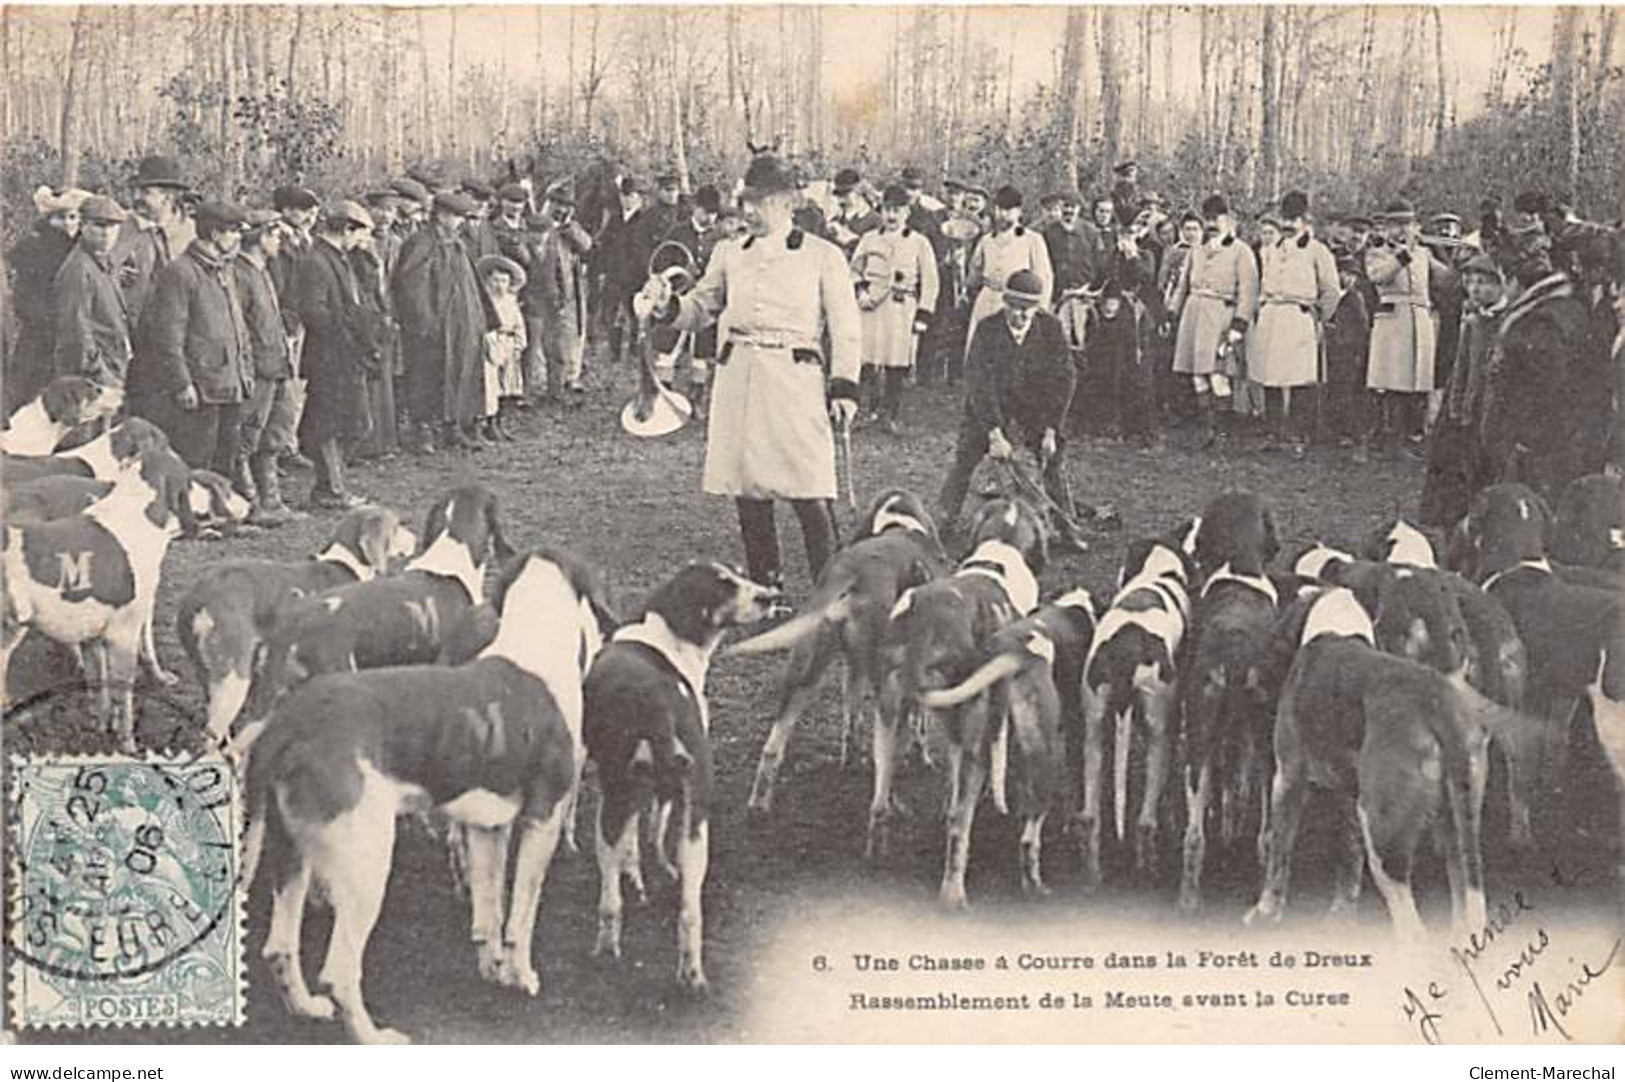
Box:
<box><xmin>1029</xmin><ymin>507</ymin><xmax>1051</xmax><ymax>573</ymax></box>
<box><xmin>1444</xmin><ymin>515</ymin><xmax>1476</xmax><ymax>576</ymax></box>
<box><xmin>1533</xmin><ymin>492</ymin><xmax>1554</xmax><ymax>548</ymax></box>
<box><xmin>1261</xmin><ymin>508</ymin><xmax>1281</xmax><ymax>567</ymax></box>
<box><xmin>484</xmin><ymin>492</ymin><xmax>517</xmax><ymax>563</ymax></box>
<box><xmin>356</xmin><ymin>511</ymin><xmax>393</xmax><ymax>571</ymax></box>
<box><xmin>419</xmin><ymin>495</ymin><xmax>451</xmax><ymax>553</ymax></box>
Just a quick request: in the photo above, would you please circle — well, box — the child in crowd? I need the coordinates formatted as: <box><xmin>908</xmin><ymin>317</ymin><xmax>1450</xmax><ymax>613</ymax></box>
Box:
<box><xmin>1323</xmin><ymin>254</ymin><xmax>1372</xmax><ymax>458</ymax></box>
<box><xmin>1087</xmin><ymin>279</ymin><xmax>1153</xmax><ymax>446</ymax></box>
<box><xmin>478</xmin><ymin>255</ymin><xmax>528</xmax><ymax>443</ymax></box>
<box><xmin>1420</xmin><ymin>253</ymin><xmax>1506</xmax><ymax>525</ymax></box>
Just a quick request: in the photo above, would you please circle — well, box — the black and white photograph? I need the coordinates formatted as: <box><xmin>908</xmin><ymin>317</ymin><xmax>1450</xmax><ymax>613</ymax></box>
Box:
<box><xmin>1</xmin><ymin>1</ymin><xmax>1621</xmax><ymax>1052</ymax></box>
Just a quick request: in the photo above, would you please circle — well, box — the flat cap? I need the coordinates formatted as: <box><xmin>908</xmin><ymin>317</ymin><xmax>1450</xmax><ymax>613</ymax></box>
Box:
<box><xmin>433</xmin><ymin>191</ymin><xmax>481</xmax><ymax>217</ymax></box>
<box><xmin>741</xmin><ymin>154</ymin><xmax>797</xmax><ymax>197</ymax></box>
<box><xmin>618</xmin><ymin>175</ymin><xmax>645</xmax><ymax>196</ymax></box>
<box><xmin>243</xmin><ymin>208</ymin><xmax>282</xmax><ymax>230</ymax></box>
<box><xmin>1378</xmin><ymin>198</ymin><xmax>1417</xmax><ymax>222</ymax></box>
<box><xmin>389</xmin><ymin>177</ymin><xmax>432</xmax><ymax>204</ymax></box>
<box><xmin>78</xmin><ymin>194</ymin><xmax>127</xmax><ymax>224</ymax></box>
<box><xmin>900</xmin><ymin>166</ymin><xmax>925</xmax><ymax>188</ymax></box>
<box><xmin>1200</xmin><ymin>194</ymin><xmax>1230</xmax><ymax>218</ymax></box>
<box><xmin>881</xmin><ymin>184</ymin><xmax>911</xmax><ymax>209</ymax></box>
<box><xmin>1280</xmin><ymin>190</ymin><xmax>1310</xmax><ymax>220</ymax></box>
<box><xmin>693</xmin><ymin>184</ymin><xmax>722</xmax><ymax>214</ymax></box>
<box><xmin>461</xmin><ymin>178</ymin><xmax>494</xmax><ymax>201</ymax></box>
<box><xmin>272</xmin><ymin>185</ymin><xmax>320</xmax><ymax>212</ymax></box>
<box><xmin>322</xmin><ymin>199</ymin><xmax>374</xmax><ymax>231</ymax></box>
<box><xmin>655</xmin><ymin>169</ymin><xmax>681</xmax><ymax>187</ymax></box>
<box><xmin>195</xmin><ymin>200</ymin><xmax>250</xmax><ymax>227</ymax></box>
<box><xmin>498</xmin><ymin>183</ymin><xmax>529</xmax><ymax>204</ymax></box>
<box><xmin>1113</xmin><ymin>160</ymin><xmax>1139</xmax><ymax>176</ymax></box>
<box><xmin>128</xmin><ymin>155</ymin><xmax>188</xmax><ymax>189</ymax></box>
<box><xmin>544</xmin><ymin>178</ymin><xmax>576</xmax><ymax>206</ymax></box>
<box><xmin>833</xmin><ymin>167</ymin><xmax>862</xmax><ymax>194</ymax></box>
<box><xmin>1461</xmin><ymin>252</ymin><xmax>1501</xmax><ymax>277</ymax></box>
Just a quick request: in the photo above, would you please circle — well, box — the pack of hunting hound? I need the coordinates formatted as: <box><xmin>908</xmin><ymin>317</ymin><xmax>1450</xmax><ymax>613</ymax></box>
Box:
<box><xmin>2</xmin><ymin>374</ymin><xmax>1621</xmax><ymax>1043</ymax></box>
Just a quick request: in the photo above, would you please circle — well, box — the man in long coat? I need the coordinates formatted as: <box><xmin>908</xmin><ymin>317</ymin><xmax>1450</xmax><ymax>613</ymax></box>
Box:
<box><xmin>1364</xmin><ymin>199</ymin><xmax>1447</xmax><ymax>452</ymax></box>
<box><xmin>524</xmin><ymin>179</ymin><xmax>593</xmax><ymax>402</ymax></box>
<box><xmin>296</xmin><ymin>201</ymin><xmax>382</xmax><ymax>508</ymax></box>
<box><xmin>1247</xmin><ymin>190</ymin><xmax>1340</xmax><ymax>453</ymax></box>
<box><xmin>851</xmin><ymin>185</ymin><xmax>940</xmax><ymax>433</ymax></box>
<box><xmin>392</xmin><ymin>191</ymin><xmax>491</xmax><ymax>453</ymax></box>
<box><xmin>53</xmin><ymin>196</ymin><xmax>133</xmax><ymax>390</ymax></box>
<box><xmin>967</xmin><ymin>185</ymin><xmax>1053</xmax><ymax>345</ymax></box>
<box><xmin>1170</xmin><ymin>194</ymin><xmax>1260</xmax><ymax>445</ymax></box>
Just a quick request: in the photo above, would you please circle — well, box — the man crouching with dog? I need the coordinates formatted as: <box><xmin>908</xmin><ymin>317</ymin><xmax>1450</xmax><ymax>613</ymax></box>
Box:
<box><xmin>635</xmin><ymin>153</ymin><xmax>862</xmax><ymax>595</ymax></box>
<box><xmin>936</xmin><ymin>268</ymin><xmax>1091</xmax><ymax>550</ymax></box>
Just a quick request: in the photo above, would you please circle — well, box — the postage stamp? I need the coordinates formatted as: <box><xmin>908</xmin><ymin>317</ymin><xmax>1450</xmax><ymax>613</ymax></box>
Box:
<box><xmin>6</xmin><ymin>753</ymin><xmax>244</xmax><ymax>1030</ymax></box>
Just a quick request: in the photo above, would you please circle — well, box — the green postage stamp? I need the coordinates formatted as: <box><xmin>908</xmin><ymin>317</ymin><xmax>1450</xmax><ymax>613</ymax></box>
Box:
<box><xmin>7</xmin><ymin>754</ymin><xmax>244</xmax><ymax>1030</ymax></box>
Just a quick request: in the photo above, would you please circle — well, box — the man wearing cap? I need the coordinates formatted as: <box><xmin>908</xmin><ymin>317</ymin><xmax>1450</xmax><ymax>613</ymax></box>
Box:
<box><xmin>127</xmin><ymin>201</ymin><xmax>253</xmax><ymax>473</ymax></box>
<box><xmin>1246</xmin><ymin>190</ymin><xmax>1340</xmax><ymax>455</ymax></box>
<box><xmin>523</xmin><ymin>178</ymin><xmax>594</xmax><ymax>403</ymax></box>
<box><xmin>1477</xmin><ymin>208</ymin><xmax>1614</xmax><ymax>498</ymax></box>
<box><xmin>967</xmin><ymin>186</ymin><xmax>1053</xmax><ymax>350</ymax></box>
<box><xmin>6</xmin><ymin>186</ymin><xmax>85</xmax><ymax>406</ymax></box>
<box><xmin>1421</xmin><ymin>251</ymin><xmax>1506</xmax><ymax>525</ymax></box>
<box><xmin>1364</xmin><ymin>198</ymin><xmax>1446</xmax><ymax>454</ymax></box>
<box><xmin>1043</xmin><ymin>190</ymin><xmax>1105</xmax><ymax>358</ymax></box>
<box><xmin>897</xmin><ymin>165</ymin><xmax>945</xmax><ymax>255</ymax></box>
<box><xmin>52</xmin><ymin>195</ymin><xmax>133</xmax><ymax>391</ymax></box>
<box><xmin>350</xmin><ymin>197</ymin><xmax>403</xmax><ymax>460</ymax></box>
<box><xmin>851</xmin><ymin>185</ymin><xmax>940</xmax><ymax>434</ymax></box>
<box><xmin>828</xmin><ymin>169</ymin><xmax>879</xmax><ymax>259</ymax></box>
<box><xmin>1170</xmin><ymin>193</ymin><xmax>1260</xmax><ymax>446</ymax></box>
<box><xmin>460</xmin><ymin>179</ymin><xmax>503</xmax><ymax>263</ymax></box>
<box><xmin>389</xmin><ymin>177</ymin><xmax>432</xmax><ymax>233</ymax></box>
<box><xmin>659</xmin><ymin>183</ymin><xmax>729</xmax><ymax>410</ymax></box>
<box><xmin>1110</xmin><ymin>162</ymin><xmax>1141</xmax><ymax>230</ymax></box>
<box><xmin>293</xmin><ymin>201</ymin><xmax>386</xmax><ymax>508</ymax></box>
<box><xmin>938</xmin><ymin>268</ymin><xmax>1085</xmax><ymax>546</ymax></box>
<box><xmin>113</xmin><ymin>155</ymin><xmax>190</xmax><ymax>333</ymax></box>
<box><xmin>491</xmin><ymin>182</ymin><xmax>535</xmax><ymax>265</ymax></box>
<box><xmin>231</xmin><ymin>209</ymin><xmax>304</xmax><ymax>523</ymax></box>
<box><xmin>636</xmin><ymin>153</ymin><xmax>862</xmax><ymax>592</ymax></box>
<box><xmin>392</xmin><ymin>190</ymin><xmax>491</xmax><ymax>453</ymax></box>
<box><xmin>594</xmin><ymin>175</ymin><xmax>651</xmax><ymax>368</ymax></box>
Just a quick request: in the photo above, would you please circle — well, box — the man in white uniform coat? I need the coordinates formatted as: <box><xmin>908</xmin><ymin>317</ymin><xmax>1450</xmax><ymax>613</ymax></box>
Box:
<box><xmin>852</xmin><ymin>184</ymin><xmax>940</xmax><ymax>433</ymax></box>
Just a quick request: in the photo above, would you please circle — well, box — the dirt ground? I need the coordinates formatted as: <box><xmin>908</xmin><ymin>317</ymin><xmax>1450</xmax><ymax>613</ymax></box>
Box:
<box><xmin>7</xmin><ymin>367</ymin><xmax>1620</xmax><ymax>1044</ymax></box>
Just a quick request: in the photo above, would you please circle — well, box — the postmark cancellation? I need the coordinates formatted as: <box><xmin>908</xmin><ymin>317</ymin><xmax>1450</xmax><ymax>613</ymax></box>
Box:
<box><xmin>6</xmin><ymin>753</ymin><xmax>245</xmax><ymax>1031</ymax></box>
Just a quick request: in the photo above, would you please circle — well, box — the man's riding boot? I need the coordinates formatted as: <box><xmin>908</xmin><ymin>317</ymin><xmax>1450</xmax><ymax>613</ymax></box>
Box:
<box><xmin>231</xmin><ymin>453</ymin><xmax>258</xmax><ymax>503</ymax></box>
<box><xmin>251</xmin><ymin>451</ymin><xmax>303</xmax><ymax>524</ymax></box>
<box><xmin>1194</xmin><ymin>390</ymin><xmax>1216</xmax><ymax>448</ymax></box>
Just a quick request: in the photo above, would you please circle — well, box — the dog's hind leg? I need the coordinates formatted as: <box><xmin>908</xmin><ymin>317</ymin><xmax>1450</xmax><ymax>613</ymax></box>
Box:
<box><xmin>594</xmin><ymin>806</ymin><xmax>638</xmax><ymax>960</ymax></box>
<box><xmin>314</xmin><ymin>795</ymin><xmax>406</xmax><ymax>1044</ymax></box>
<box><xmin>103</xmin><ymin>630</ymin><xmax>141</xmax><ymax>754</ymax></box>
<box><xmin>465</xmin><ymin>824</ymin><xmax>510</xmax><ymax>983</ymax></box>
<box><xmin>865</xmin><ymin>677</ymin><xmax>906</xmax><ymax>859</ymax></box>
<box><xmin>139</xmin><ymin>611</ymin><xmax>179</xmax><ymax>687</ymax></box>
<box><xmin>264</xmin><ymin>847</ymin><xmax>335</xmax><ymax>1023</ymax></box>
<box><xmin>1136</xmin><ymin>682</ymin><xmax>1177</xmax><ymax>877</ymax></box>
<box><xmin>500</xmin><ymin>798</ymin><xmax>569</xmax><ymax>997</ymax></box>
<box><xmin>939</xmin><ymin>722</ymin><xmax>987</xmax><ymax>910</ymax></box>
<box><xmin>1019</xmin><ymin>813</ymin><xmax>1049</xmax><ymax>897</ymax></box>
<box><xmin>1324</xmin><ymin>791</ymin><xmax>1366</xmax><ymax>918</ymax></box>
<box><xmin>1245</xmin><ymin>760</ymin><xmax>1310</xmax><ymax>926</ymax></box>
<box><xmin>1078</xmin><ymin>683</ymin><xmax>1109</xmax><ymax>891</ymax></box>
<box><xmin>675</xmin><ymin>806</ymin><xmax>711</xmax><ymax>991</ymax></box>
<box><xmin>749</xmin><ymin>671</ymin><xmax>823</xmax><ymax>813</ymax></box>
<box><xmin>1177</xmin><ymin>759</ymin><xmax>1214</xmax><ymax>915</ymax></box>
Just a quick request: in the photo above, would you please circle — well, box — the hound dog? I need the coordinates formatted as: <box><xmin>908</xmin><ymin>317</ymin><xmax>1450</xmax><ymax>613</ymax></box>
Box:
<box><xmin>246</xmin><ymin>484</ymin><xmax>515</xmax><ymax>716</ymax></box>
<box><xmin>584</xmin><ymin>562</ymin><xmax>781</xmax><ymax>990</ymax></box>
<box><xmin>1549</xmin><ymin>473</ymin><xmax>1625</xmax><ymax>575</ymax></box>
<box><xmin>2</xmin><ymin>447</ymin><xmax>195</xmax><ymax>751</ymax></box>
<box><xmin>1176</xmin><ymin>559</ymin><xmax>1282</xmax><ymax>914</ymax></box>
<box><xmin>1078</xmin><ymin>529</ymin><xmax>1194</xmax><ymax>890</ymax></box>
<box><xmin>917</xmin><ymin>586</ymin><xmax>1096</xmax><ymax>895</ymax></box>
<box><xmin>729</xmin><ymin>489</ymin><xmax>950</xmax><ymax>812</ymax></box>
<box><xmin>177</xmin><ymin>507</ymin><xmax>418</xmax><ymax>743</ymax></box>
<box><xmin>1363</xmin><ymin>517</ymin><xmax>1438</xmax><ymax>568</ymax></box>
<box><xmin>1</xmin><ymin>376</ymin><xmax>123</xmax><ymax>455</ymax></box>
<box><xmin>873</xmin><ymin>497</ymin><xmax>1048</xmax><ymax>906</ymax></box>
<box><xmin>1191</xmin><ymin>492</ymin><xmax>1278</xmax><ymax>577</ymax></box>
<box><xmin>1455</xmin><ymin>484</ymin><xmax>1625</xmax><ymax>845</ymax></box>
<box><xmin>1246</xmin><ymin>587</ymin><xmax>1493</xmax><ymax>940</ymax></box>
<box><xmin>3</xmin><ymin>416</ymin><xmax>171</xmax><ymax>486</ymax></box>
<box><xmin>240</xmin><ymin>549</ymin><xmax>614</xmax><ymax>1043</ymax></box>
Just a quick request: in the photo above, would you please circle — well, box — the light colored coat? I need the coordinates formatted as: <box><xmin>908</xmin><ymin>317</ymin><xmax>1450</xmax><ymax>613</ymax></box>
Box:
<box><xmin>673</xmin><ymin>228</ymin><xmax>861</xmax><ymax>499</ymax></box>
<box><xmin>1171</xmin><ymin>237</ymin><xmax>1259</xmax><ymax>376</ymax></box>
<box><xmin>1365</xmin><ymin>243</ymin><xmax>1441</xmax><ymax>393</ymax></box>
<box><xmin>851</xmin><ymin>225</ymin><xmax>939</xmax><ymax>370</ymax></box>
<box><xmin>967</xmin><ymin>226</ymin><xmax>1053</xmax><ymax>337</ymax></box>
<box><xmin>1247</xmin><ymin>234</ymin><xmax>1340</xmax><ymax>387</ymax></box>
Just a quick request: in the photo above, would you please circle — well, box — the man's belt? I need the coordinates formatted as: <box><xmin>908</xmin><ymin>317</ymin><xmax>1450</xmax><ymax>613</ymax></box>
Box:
<box><xmin>719</xmin><ymin>331</ymin><xmax>821</xmax><ymax>367</ymax></box>
<box><xmin>1262</xmin><ymin>296</ymin><xmax>1316</xmax><ymax>315</ymax></box>
<box><xmin>1190</xmin><ymin>289</ymin><xmax>1236</xmax><ymax>307</ymax></box>
<box><xmin>1374</xmin><ymin>299</ymin><xmax>1431</xmax><ymax>315</ymax></box>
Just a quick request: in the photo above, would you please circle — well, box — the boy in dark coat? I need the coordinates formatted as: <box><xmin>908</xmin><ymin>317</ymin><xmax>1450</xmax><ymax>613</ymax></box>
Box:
<box><xmin>1323</xmin><ymin>253</ymin><xmax>1372</xmax><ymax>456</ymax></box>
<box><xmin>1420</xmin><ymin>253</ymin><xmax>1505</xmax><ymax>526</ymax></box>
<box><xmin>1085</xmin><ymin>279</ymin><xmax>1152</xmax><ymax>446</ymax></box>
<box><xmin>232</xmin><ymin>210</ymin><xmax>305</xmax><ymax>524</ymax></box>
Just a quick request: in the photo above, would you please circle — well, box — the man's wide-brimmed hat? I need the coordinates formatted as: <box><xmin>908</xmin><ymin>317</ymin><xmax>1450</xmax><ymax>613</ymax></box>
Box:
<box><xmin>128</xmin><ymin>155</ymin><xmax>188</xmax><ymax>190</ymax></box>
<box><xmin>322</xmin><ymin>200</ymin><xmax>374</xmax><ymax>231</ymax></box>
<box><xmin>433</xmin><ymin>191</ymin><xmax>480</xmax><ymax>217</ymax></box>
<box><xmin>1003</xmin><ymin>269</ymin><xmax>1045</xmax><ymax>308</ymax></box>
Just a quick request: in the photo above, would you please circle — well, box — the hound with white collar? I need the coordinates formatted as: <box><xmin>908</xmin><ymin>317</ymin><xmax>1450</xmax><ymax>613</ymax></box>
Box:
<box><xmin>918</xmin><ymin>585</ymin><xmax>1096</xmax><ymax>895</ymax></box>
<box><xmin>3</xmin><ymin>416</ymin><xmax>170</xmax><ymax>486</ymax></box>
<box><xmin>871</xmin><ymin>497</ymin><xmax>1048</xmax><ymax>906</ymax></box>
<box><xmin>1364</xmin><ymin>517</ymin><xmax>1438</xmax><ymax>568</ymax></box>
<box><xmin>1247</xmin><ymin>588</ymin><xmax>1492</xmax><ymax>940</ymax></box>
<box><xmin>1078</xmin><ymin>529</ymin><xmax>1193</xmax><ymax>890</ymax></box>
<box><xmin>2</xmin><ymin>447</ymin><xmax>194</xmax><ymax>751</ymax></box>
<box><xmin>0</xmin><ymin>376</ymin><xmax>122</xmax><ymax>455</ymax></box>
<box><xmin>246</xmin><ymin>484</ymin><xmax>515</xmax><ymax>716</ymax></box>
<box><xmin>1550</xmin><ymin>473</ymin><xmax>1625</xmax><ymax>575</ymax></box>
<box><xmin>584</xmin><ymin>562</ymin><xmax>782</xmax><ymax>991</ymax></box>
<box><xmin>730</xmin><ymin>489</ymin><xmax>950</xmax><ymax>812</ymax></box>
<box><xmin>177</xmin><ymin>506</ymin><xmax>418</xmax><ymax>742</ymax></box>
<box><xmin>241</xmin><ymin>549</ymin><xmax>614</xmax><ymax>1043</ymax></box>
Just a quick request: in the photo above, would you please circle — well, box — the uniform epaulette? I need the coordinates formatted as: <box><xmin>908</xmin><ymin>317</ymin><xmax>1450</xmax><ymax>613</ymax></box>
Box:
<box><xmin>743</xmin><ymin>236</ymin><xmax>755</xmax><ymax>251</ymax></box>
<box><xmin>787</xmin><ymin>229</ymin><xmax>805</xmax><ymax>250</ymax></box>
<box><xmin>1014</xmin><ymin>227</ymin><xmax>1026</xmax><ymax>237</ymax></box>
<box><xmin>1221</xmin><ymin>236</ymin><xmax>1235</xmax><ymax>247</ymax></box>
<box><xmin>902</xmin><ymin>228</ymin><xmax>914</xmax><ymax>239</ymax></box>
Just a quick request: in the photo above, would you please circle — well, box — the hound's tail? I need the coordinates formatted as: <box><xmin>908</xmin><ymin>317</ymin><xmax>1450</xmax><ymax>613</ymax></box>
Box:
<box><xmin>238</xmin><ymin>724</ymin><xmax>274</xmax><ymax>891</ymax></box>
<box><xmin>727</xmin><ymin>591</ymin><xmax>854</xmax><ymax>656</ymax></box>
<box><xmin>918</xmin><ymin>651</ymin><xmax>1031</xmax><ymax>709</ymax></box>
<box><xmin>1442</xmin><ymin>680</ymin><xmax>1494</xmax><ymax>932</ymax></box>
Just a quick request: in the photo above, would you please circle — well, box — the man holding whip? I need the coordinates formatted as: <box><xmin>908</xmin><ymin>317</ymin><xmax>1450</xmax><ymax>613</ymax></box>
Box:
<box><xmin>636</xmin><ymin>153</ymin><xmax>863</xmax><ymax>594</ymax></box>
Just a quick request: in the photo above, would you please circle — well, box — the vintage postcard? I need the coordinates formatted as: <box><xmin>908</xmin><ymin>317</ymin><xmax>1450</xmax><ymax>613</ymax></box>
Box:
<box><xmin>0</xmin><ymin>1</ymin><xmax>1620</xmax><ymax>1049</ymax></box>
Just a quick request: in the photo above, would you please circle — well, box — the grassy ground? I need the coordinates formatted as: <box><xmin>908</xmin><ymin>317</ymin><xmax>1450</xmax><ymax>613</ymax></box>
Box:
<box><xmin>7</xmin><ymin>361</ymin><xmax>1618</xmax><ymax>1044</ymax></box>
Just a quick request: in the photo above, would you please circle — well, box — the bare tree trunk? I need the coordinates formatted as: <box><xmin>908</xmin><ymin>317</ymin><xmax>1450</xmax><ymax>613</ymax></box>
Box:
<box><xmin>1349</xmin><ymin>6</ymin><xmax>1377</xmax><ymax>169</ymax></box>
<box><xmin>1161</xmin><ymin>6</ymin><xmax>1175</xmax><ymax>154</ymax></box>
<box><xmin>1431</xmin><ymin>7</ymin><xmax>1449</xmax><ymax>152</ymax></box>
<box><xmin>220</xmin><ymin>7</ymin><xmax>237</xmax><ymax>194</ymax></box>
<box><xmin>286</xmin><ymin>5</ymin><xmax>305</xmax><ymax>100</ymax></box>
<box><xmin>59</xmin><ymin>6</ymin><xmax>92</xmax><ymax>186</ymax></box>
<box><xmin>1592</xmin><ymin>8</ymin><xmax>1617</xmax><ymax>124</ymax></box>
<box><xmin>1490</xmin><ymin>8</ymin><xmax>1518</xmax><ymax>108</ymax></box>
<box><xmin>1135</xmin><ymin>8</ymin><xmax>1151</xmax><ymax>153</ymax></box>
<box><xmin>1052</xmin><ymin>8</ymin><xmax>1086</xmax><ymax>190</ymax></box>
<box><xmin>1199</xmin><ymin>6</ymin><xmax>1213</xmax><ymax>150</ymax></box>
<box><xmin>1097</xmin><ymin>7</ymin><xmax>1122</xmax><ymax>176</ymax></box>
<box><xmin>1551</xmin><ymin>6</ymin><xmax>1583</xmax><ymax>195</ymax></box>
<box><xmin>581</xmin><ymin>9</ymin><xmax>603</xmax><ymax>140</ymax></box>
<box><xmin>447</xmin><ymin>9</ymin><xmax>459</xmax><ymax>162</ymax></box>
<box><xmin>1259</xmin><ymin>7</ymin><xmax>1280</xmax><ymax>203</ymax></box>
